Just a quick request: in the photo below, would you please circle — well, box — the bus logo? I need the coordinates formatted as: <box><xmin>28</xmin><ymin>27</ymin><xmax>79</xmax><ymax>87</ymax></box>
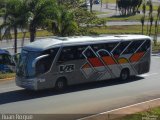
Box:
<box><xmin>59</xmin><ymin>64</ymin><xmax>75</xmax><ymax>73</ymax></box>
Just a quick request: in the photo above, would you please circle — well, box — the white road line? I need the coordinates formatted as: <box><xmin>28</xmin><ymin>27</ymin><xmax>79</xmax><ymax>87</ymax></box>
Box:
<box><xmin>139</xmin><ymin>73</ymin><xmax>158</xmax><ymax>77</ymax></box>
<box><xmin>78</xmin><ymin>98</ymin><xmax>160</xmax><ymax>120</ymax></box>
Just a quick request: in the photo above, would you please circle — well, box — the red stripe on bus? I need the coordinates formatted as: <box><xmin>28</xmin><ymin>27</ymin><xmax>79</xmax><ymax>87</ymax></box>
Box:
<box><xmin>130</xmin><ymin>52</ymin><xmax>145</xmax><ymax>62</ymax></box>
<box><xmin>102</xmin><ymin>56</ymin><xmax>116</xmax><ymax>65</ymax></box>
<box><xmin>82</xmin><ymin>63</ymin><xmax>91</xmax><ymax>69</ymax></box>
<box><xmin>88</xmin><ymin>58</ymin><xmax>104</xmax><ymax>67</ymax></box>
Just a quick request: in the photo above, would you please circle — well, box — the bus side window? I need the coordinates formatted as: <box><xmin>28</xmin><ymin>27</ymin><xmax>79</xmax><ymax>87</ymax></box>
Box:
<box><xmin>57</xmin><ymin>45</ymin><xmax>86</xmax><ymax>63</ymax></box>
<box><xmin>112</xmin><ymin>41</ymin><xmax>130</xmax><ymax>55</ymax></box>
<box><xmin>137</xmin><ymin>39</ymin><xmax>151</xmax><ymax>53</ymax></box>
<box><xmin>36</xmin><ymin>48</ymin><xmax>59</xmax><ymax>75</ymax></box>
<box><xmin>104</xmin><ymin>42</ymin><xmax>119</xmax><ymax>52</ymax></box>
<box><xmin>123</xmin><ymin>40</ymin><xmax>144</xmax><ymax>54</ymax></box>
<box><xmin>91</xmin><ymin>44</ymin><xmax>105</xmax><ymax>51</ymax></box>
<box><xmin>58</xmin><ymin>47</ymin><xmax>73</xmax><ymax>62</ymax></box>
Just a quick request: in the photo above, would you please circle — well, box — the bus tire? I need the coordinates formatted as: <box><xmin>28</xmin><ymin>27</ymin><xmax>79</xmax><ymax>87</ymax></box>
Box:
<box><xmin>120</xmin><ymin>68</ymin><xmax>130</xmax><ymax>81</ymax></box>
<box><xmin>55</xmin><ymin>78</ymin><xmax>67</xmax><ymax>90</ymax></box>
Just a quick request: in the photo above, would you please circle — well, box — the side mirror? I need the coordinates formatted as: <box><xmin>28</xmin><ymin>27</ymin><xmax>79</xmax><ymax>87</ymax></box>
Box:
<box><xmin>32</xmin><ymin>54</ymin><xmax>49</xmax><ymax>68</ymax></box>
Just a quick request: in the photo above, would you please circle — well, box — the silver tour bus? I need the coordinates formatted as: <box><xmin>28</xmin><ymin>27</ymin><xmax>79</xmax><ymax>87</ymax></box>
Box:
<box><xmin>16</xmin><ymin>35</ymin><xmax>152</xmax><ymax>90</ymax></box>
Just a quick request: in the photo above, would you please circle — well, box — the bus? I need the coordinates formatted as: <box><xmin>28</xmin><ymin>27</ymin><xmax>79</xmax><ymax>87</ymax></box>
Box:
<box><xmin>16</xmin><ymin>35</ymin><xmax>152</xmax><ymax>90</ymax></box>
<box><xmin>0</xmin><ymin>49</ymin><xmax>15</xmax><ymax>72</ymax></box>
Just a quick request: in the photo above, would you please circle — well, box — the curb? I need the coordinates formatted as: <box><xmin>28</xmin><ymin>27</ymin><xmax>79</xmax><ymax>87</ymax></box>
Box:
<box><xmin>79</xmin><ymin>98</ymin><xmax>160</xmax><ymax>120</ymax></box>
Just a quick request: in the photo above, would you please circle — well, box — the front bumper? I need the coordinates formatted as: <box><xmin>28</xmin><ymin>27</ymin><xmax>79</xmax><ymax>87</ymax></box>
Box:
<box><xmin>16</xmin><ymin>76</ymin><xmax>38</xmax><ymax>90</ymax></box>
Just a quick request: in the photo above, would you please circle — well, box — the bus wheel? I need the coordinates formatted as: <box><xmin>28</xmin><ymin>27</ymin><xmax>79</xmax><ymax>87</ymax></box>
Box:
<box><xmin>120</xmin><ymin>69</ymin><xmax>130</xmax><ymax>81</ymax></box>
<box><xmin>55</xmin><ymin>78</ymin><xmax>67</xmax><ymax>90</ymax></box>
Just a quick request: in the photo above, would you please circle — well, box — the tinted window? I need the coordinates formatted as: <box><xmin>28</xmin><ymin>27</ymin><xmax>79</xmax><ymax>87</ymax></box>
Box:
<box><xmin>36</xmin><ymin>48</ymin><xmax>59</xmax><ymax>75</ymax></box>
<box><xmin>104</xmin><ymin>42</ymin><xmax>119</xmax><ymax>52</ymax></box>
<box><xmin>112</xmin><ymin>41</ymin><xmax>130</xmax><ymax>55</ymax></box>
<box><xmin>0</xmin><ymin>54</ymin><xmax>11</xmax><ymax>64</ymax></box>
<box><xmin>91</xmin><ymin>44</ymin><xmax>105</xmax><ymax>51</ymax></box>
<box><xmin>57</xmin><ymin>45</ymin><xmax>87</xmax><ymax>62</ymax></box>
<box><xmin>137</xmin><ymin>40</ymin><xmax>151</xmax><ymax>52</ymax></box>
<box><xmin>98</xmin><ymin>50</ymin><xmax>110</xmax><ymax>57</ymax></box>
<box><xmin>122</xmin><ymin>40</ymin><xmax>144</xmax><ymax>54</ymax></box>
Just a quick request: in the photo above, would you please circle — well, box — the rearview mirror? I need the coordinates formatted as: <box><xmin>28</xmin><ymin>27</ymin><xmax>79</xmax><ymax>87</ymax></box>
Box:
<box><xmin>32</xmin><ymin>54</ymin><xmax>49</xmax><ymax>68</ymax></box>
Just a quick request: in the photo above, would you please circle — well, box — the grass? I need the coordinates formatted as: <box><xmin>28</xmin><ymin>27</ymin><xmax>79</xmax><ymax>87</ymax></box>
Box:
<box><xmin>10</xmin><ymin>30</ymin><xmax>53</xmax><ymax>40</ymax></box>
<box><xmin>0</xmin><ymin>72</ymin><xmax>15</xmax><ymax>79</ymax></box>
<box><xmin>90</xmin><ymin>25</ymin><xmax>160</xmax><ymax>35</ymax></box>
<box><xmin>139</xmin><ymin>5</ymin><xmax>159</xmax><ymax>11</ymax></box>
<box><xmin>105</xmin><ymin>13</ymin><xmax>159</xmax><ymax>21</ymax></box>
<box><xmin>103</xmin><ymin>0</ymin><xmax>116</xmax><ymax>3</ymax></box>
<box><xmin>93</xmin><ymin>10</ymin><xmax>109</xmax><ymax>15</ymax></box>
<box><xmin>116</xmin><ymin>107</ymin><xmax>160</xmax><ymax>120</ymax></box>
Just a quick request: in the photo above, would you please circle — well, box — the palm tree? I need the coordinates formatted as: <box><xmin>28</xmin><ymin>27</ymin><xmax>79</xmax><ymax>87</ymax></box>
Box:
<box><xmin>141</xmin><ymin>16</ymin><xmax>145</xmax><ymax>34</ymax></box>
<box><xmin>147</xmin><ymin>0</ymin><xmax>153</xmax><ymax>35</ymax></box>
<box><xmin>49</xmin><ymin>6</ymin><xmax>78</xmax><ymax>36</ymax></box>
<box><xmin>0</xmin><ymin>0</ymin><xmax>28</xmax><ymax>53</ymax></box>
<box><xmin>90</xmin><ymin>0</ymin><xmax>93</xmax><ymax>12</ymax></box>
<box><xmin>26</xmin><ymin>0</ymin><xmax>57</xmax><ymax>42</ymax></box>
<box><xmin>141</xmin><ymin>3</ymin><xmax>146</xmax><ymax>34</ymax></box>
<box><xmin>149</xmin><ymin>14</ymin><xmax>153</xmax><ymax>36</ymax></box>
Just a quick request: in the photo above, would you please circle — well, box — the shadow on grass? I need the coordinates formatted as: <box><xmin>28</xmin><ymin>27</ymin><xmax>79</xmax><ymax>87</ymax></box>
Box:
<box><xmin>0</xmin><ymin>76</ymin><xmax>144</xmax><ymax>105</ymax></box>
<box><xmin>109</xmin><ymin>14</ymin><xmax>136</xmax><ymax>18</ymax></box>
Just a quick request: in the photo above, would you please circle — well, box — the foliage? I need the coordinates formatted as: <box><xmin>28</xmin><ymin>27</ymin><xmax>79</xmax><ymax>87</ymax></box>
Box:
<box><xmin>47</xmin><ymin>6</ymin><xmax>78</xmax><ymax>36</ymax></box>
<box><xmin>117</xmin><ymin>0</ymin><xmax>142</xmax><ymax>16</ymax></box>
<box><xmin>0</xmin><ymin>0</ymin><xmax>106</xmax><ymax>43</ymax></box>
<box><xmin>25</xmin><ymin>0</ymin><xmax>57</xmax><ymax>42</ymax></box>
<box><xmin>0</xmin><ymin>0</ymin><xmax>28</xmax><ymax>53</ymax></box>
<box><xmin>0</xmin><ymin>72</ymin><xmax>15</xmax><ymax>79</ymax></box>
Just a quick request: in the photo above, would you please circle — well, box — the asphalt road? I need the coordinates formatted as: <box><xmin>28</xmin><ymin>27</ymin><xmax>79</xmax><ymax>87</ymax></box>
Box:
<box><xmin>0</xmin><ymin>56</ymin><xmax>160</xmax><ymax>120</ymax></box>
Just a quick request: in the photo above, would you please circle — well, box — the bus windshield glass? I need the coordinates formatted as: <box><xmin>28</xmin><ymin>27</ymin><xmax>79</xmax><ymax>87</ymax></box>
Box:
<box><xmin>17</xmin><ymin>48</ymin><xmax>59</xmax><ymax>78</ymax></box>
<box><xmin>17</xmin><ymin>50</ymin><xmax>40</xmax><ymax>78</ymax></box>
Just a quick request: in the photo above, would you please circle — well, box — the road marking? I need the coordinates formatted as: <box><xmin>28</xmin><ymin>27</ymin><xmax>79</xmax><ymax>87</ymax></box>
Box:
<box><xmin>139</xmin><ymin>73</ymin><xmax>158</xmax><ymax>77</ymax></box>
<box><xmin>78</xmin><ymin>98</ymin><xmax>160</xmax><ymax>120</ymax></box>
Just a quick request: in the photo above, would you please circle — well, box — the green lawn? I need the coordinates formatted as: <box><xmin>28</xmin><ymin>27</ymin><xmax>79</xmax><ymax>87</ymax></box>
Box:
<box><xmin>117</xmin><ymin>107</ymin><xmax>160</xmax><ymax>120</ymax></box>
<box><xmin>105</xmin><ymin>13</ymin><xmax>159</xmax><ymax>22</ymax></box>
<box><xmin>103</xmin><ymin>0</ymin><xmax>116</xmax><ymax>3</ymax></box>
<box><xmin>90</xmin><ymin>25</ymin><xmax>159</xmax><ymax>35</ymax></box>
<box><xmin>0</xmin><ymin>72</ymin><xmax>15</xmax><ymax>79</ymax></box>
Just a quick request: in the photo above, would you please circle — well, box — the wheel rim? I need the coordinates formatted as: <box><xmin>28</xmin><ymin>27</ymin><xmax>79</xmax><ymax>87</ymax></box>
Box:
<box><xmin>121</xmin><ymin>71</ymin><xmax>128</xmax><ymax>80</ymax></box>
<box><xmin>57</xmin><ymin>81</ymin><xmax>64</xmax><ymax>89</ymax></box>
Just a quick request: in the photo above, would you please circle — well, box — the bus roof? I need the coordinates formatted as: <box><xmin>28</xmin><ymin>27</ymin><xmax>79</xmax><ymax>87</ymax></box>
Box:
<box><xmin>23</xmin><ymin>35</ymin><xmax>152</xmax><ymax>51</ymax></box>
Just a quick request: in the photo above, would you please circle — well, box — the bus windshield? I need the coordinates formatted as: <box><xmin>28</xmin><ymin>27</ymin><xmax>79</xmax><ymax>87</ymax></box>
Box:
<box><xmin>17</xmin><ymin>50</ymin><xmax>40</xmax><ymax>78</ymax></box>
<box><xmin>17</xmin><ymin>48</ymin><xmax>59</xmax><ymax>78</ymax></box>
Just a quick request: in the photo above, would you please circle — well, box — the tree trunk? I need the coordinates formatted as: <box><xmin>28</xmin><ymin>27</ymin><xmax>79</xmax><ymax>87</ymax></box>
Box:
<box><xmin>21</xmin><ymin>31</ymin><xmax>26</xmax><ymax>47</ymax></box>
<box><xmin>90</xmin><ymin>0</ymin><xmax>93</xmax><ymax>12</ymax></box>
<box><xmin>142</xmin><ymin>24</ymin><xmax>144</xmax><ymax>34</ymax></box>
<box><xmin>29</xmin><ymin>24</ymin><xmax>36</xmax><ymax>42</ymax></box>
<box><xmin>14</xmin><ymin>26</ymin><xmax>17</xmax><ymax>54</ymax></box>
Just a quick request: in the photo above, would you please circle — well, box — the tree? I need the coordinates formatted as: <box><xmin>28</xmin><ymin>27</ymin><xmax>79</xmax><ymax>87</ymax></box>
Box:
<box><xmin>146</xmin><ymin>0</ymin><xmax>153</xmax><ymax>35</ymax></box>
<box><xmin>47</xmin><ymin>6</ymin><xmax>78</xmax><ymax>36</ymax></box>
<box><xmin>26</xmin><ymin>0</ymin><xmax>57</xmax><ymax>42</ymax></box>
<box><xmin>141</xmin><ymin>3</ymin><xmax>146</xmax><ymax>34</ymax></box>
<box><xmin>117</xmin><ymin>0</ymin><xmax>142</xmax><ymax>16</ymax></box>
<box><xmin>0</xmin><ymin>0</ymin><xmax>28</xmax><ymax>53</ymax></box>
<box><xmin>141</xmin><ymin>16</ymin><xmax>145</xmax><ymax>34</ymax></box>
<box><xmin>90</xmin><ymin>0</ymin><xmax>93</xmax><ymax>12</ymax></box>
<box><xmin>149</xmin><ymin>14</ymin><xmax>153</xmax><ymax>36</ymax></box>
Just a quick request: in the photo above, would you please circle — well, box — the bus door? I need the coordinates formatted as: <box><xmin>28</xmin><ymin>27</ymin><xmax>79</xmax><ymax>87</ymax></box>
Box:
<box><xmin>56</xmin><ymin>45</ymin><xmax>89</xmax><ymax>84</ymax></box>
